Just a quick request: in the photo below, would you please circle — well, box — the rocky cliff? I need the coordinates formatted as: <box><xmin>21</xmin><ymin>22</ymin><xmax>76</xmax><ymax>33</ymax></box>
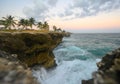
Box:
<box><xmin>0</xmin><ymin>50</ymin><xmax>38</xmax><ymax>84</ymax></box>
<box><xmin>0</xmin><ymin>32</ymin><xmax>65</xmax><ymax>84</ymax></box>
<box><xmin>82</xmin><ymin>48</ymin><xmax>120</xmax><ymax>84</ymax></box>
<box><xmin>0</xmin><ymin>32</ymin><xmax>64</xmax><ymax>68</ymax></box>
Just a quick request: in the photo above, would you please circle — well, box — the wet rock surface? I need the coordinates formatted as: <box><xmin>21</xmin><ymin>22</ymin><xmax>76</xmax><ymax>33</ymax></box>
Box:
<box><xmin>82</xmin><ymin>48</ymin><xmax>120</xmax><ymax>84</ymax></box>
<box><xmin>0</xmin><ymin>50</ymin><xmax>38</xmax><ymax>84</ymax></box>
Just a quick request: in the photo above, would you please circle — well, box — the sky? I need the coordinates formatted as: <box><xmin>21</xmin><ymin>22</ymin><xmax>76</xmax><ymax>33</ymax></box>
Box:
<box><xmin>0</xmin><ymin>0</ymin><xmax>120</xmax><ymax>33</ymax></box>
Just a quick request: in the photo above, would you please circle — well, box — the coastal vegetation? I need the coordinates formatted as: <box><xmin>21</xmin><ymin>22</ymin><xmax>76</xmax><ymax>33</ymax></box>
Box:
<box><xmin>0</xmin><ymin>15</ymin><xmax>70</xmax><ymax>69</ymax></box>
<box><xmin>0</xmin><ymin>15</ymin><xmax>66</xmax><ymax>33</ymax></box>
<box><xmin>0</xmin><ymin>15</ymin><xmax>16</xmax><ymax>29</ymax></box>
<box><xmin>0</xmin><ymin>15</ymin><xmax>70</xmax><ymax>84</ymax></box>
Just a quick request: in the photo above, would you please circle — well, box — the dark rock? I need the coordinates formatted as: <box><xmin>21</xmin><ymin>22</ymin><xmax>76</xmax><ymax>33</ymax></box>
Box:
<box><xmin>82</xmin><ymin>48</ymin><xmax>120</xmax><ymax>84</ymax></box>
<box><xmin>0</xmin><ymin>32</ymin><xmax>65</xmax><ymax>84</ymax></box>
<box><xmin>0</xmin><ymin>32</ymin><xmax>64</xmax><ymax>68</ymax></box>
<box><xmin>63</xmin><ymin>32</ymin><xmax>71</xmax><ymax>37</ymax></box>
<box><xmin>0</xmin><ymin>51</ymin><xmax>38</xmax><ymax>84</ymax></box>
<box><xmin>82</xmin><ymin>79</ymin><xmax>93</xmax><ymax>84</ymax></box>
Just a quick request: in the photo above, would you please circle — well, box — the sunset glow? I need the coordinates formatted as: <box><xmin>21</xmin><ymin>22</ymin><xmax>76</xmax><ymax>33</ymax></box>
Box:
<box><xmin>0</xmin><ymin>0</ymin><xmax>120</xmax><ymax>33</ymax></box>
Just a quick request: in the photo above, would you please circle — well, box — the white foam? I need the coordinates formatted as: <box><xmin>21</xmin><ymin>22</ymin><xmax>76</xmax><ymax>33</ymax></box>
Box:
<box><xmin>96</xmin><ymin>58</ymin><xmax>101</xmax><ymax>62</ymax></box>
<box><xmin>32</xmin><ymin>67</ymin><xmax>47</xmax><ymax>84</ymax></box>
<box><xmin>32</xmin><ymin>44</ymin><xmax>98</xmax><ymax>84</ymax></box>
<box><xmin>33</xmin><ymin>59</ymin><xmax>97</xmax><ymax>84</ymax></box>
<box><xmin>32</xmin><ymin>33</ymin><xmax>120</xmax><ymax>84</ymax></box>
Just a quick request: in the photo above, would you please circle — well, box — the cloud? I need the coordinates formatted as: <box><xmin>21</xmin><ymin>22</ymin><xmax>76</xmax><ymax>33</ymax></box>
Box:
<box><xmin>23</xmin><ymin>0</ymin><xmax>58</xmax><ymax>21</ymax></box>
<box><xmin>47</xmin><ymin>0</ymin><xmax>58</xmax><ymax>6</ymax></box>
<box><xmin>62</xmin><ymin>0</ymin><xmax>120</xmax><ymax>19</ymax></box>
<box><xmin>23</xmin><ymin>0</ymin><xmax>120</xmax><ymax>21</ymax></box>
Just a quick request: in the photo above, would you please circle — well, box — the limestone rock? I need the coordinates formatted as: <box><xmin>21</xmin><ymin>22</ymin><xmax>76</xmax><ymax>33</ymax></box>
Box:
<box><xmin>0</xmin><ymin>32</ymin><xmax>64</xmax><ymax>68</ymax></box>
<box><xmin>0</xmin><ymin>50</ymin><xmax>38</xmax><ymax>84</ymax></box>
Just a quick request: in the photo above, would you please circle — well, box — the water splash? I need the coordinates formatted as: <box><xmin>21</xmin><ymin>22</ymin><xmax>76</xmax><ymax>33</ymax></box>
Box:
<box><xmin>32</xmin><ymin>45</ymin><xmax>98</xmax><ymax>84</ymax></box>
<box><xmin>32</xmin><ymin>59</ymin><xmax>98</xmax><ymax>84</ymax></box>
<box><xmin>32</xmin><ymin>33</ymin><xmax>120</xmax><ymax>84</ymax></box>
<box><xmin>32</xmin><ymin>67</ymin><xmax>47</xmax><ymax>84</ymax></box>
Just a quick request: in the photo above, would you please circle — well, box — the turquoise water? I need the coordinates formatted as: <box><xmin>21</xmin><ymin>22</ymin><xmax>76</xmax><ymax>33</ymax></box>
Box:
<box><xmin>61</xmin><ymin>33</ymin><xmax>120</xmax><ymax>57</ymax></box>
<box><xmin>33</xmin><ymin>33</ymin><xmax>120</xmax><ymax>84</ymax></box>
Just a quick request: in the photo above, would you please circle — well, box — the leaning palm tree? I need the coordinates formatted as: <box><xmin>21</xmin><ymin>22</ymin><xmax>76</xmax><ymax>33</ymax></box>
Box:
<box><xmin>2</xmin><ymin>15</ymin><xmax>16</xmax><ymax>29</ymax></box>
<box><xmin>18</xmin><ymin>19</ymin><xmax>25</xmax><ymax>29</ymax></box>
<box><xmin>18</xmin><ymin>19</ymin><xmax>29</xmax><ymax>29</ymax></box>
<box><xmin>53</xmin><ymin>25</ymin><xmax>57</xmax><ymax>31</ymax></box>
<box><xmin>43</xmin><ymin>21</ymin><xmax>49</xmax><ymax>31</ymax></box>
<box><xmin>28</xmin><ymin>17</ymin><xmax>35</xmax><ymax>29</ymax></box>
<box><xmin>57</xmin><ymin>28</ymin><xmax>62</xmax><ymax>32</ymax></box>
<box><xmin>37</xmin><ymin>22</ymin><xmax>43</xmax><ymax>29</ymax></box>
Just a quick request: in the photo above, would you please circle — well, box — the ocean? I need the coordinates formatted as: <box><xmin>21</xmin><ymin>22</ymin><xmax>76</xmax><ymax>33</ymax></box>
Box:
<box><xmin>32</xmin><ymin>33</ymin><xmax>120</xmax><ymax>84</ymax></box>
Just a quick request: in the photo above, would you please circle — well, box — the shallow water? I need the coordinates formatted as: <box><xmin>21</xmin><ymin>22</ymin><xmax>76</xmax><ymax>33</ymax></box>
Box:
<box><xmin>32</xmin><ymin>33</ymin><xmax>120</xmax><ymax>84</ymax></box>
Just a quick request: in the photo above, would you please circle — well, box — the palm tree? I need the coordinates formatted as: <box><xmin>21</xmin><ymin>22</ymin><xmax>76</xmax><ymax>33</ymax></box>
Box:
<box><xmin>18</xmin><ymin>19</ymin><xmax>25</xmax><ymax>29</ymax></box>
<box><xmin>18</xmin><ymin>19</ymin><xmax>29</xmax><ymax>29</ymax></box>
<box><xmin>0</xmin><ymin>20</ymin><xmax>4</xmax><ymax>25</ymax></box>
<box><xmin>53</xmin><ymin>25</ymin><xmax>57</xmax><ymax>31</ymax></box>
<box><xmin>57</xmin><ymin>28</ymin><xmax>62</xmax><ymax>32</ymax></box>
<box><xmin>43</xmin><ymin>21</ymin><xmax>49</xmax><ymax>31</ymax></box>
<box><xmin>2</xmin><ymin>15</ymin><xmax>16</xmax><ymax>29</ymax></box>
<box><xmin>24</xmin><ymin>19</ymin><xmax>29</xmax><ymax>29</ymax></box>
<box><xmin>28</xmin><ymin>17</ymin><xmax>35</xmax><ymax>29</ymax></box>
<box><xmin>37</xmin><ymin>22</ymin><xmax>43</xmax><ymax>29</ymax></box>
<box><xmin>0</xmin><ymin>20</ymin><xmax>5</xmax><ymax>30</ymax></box>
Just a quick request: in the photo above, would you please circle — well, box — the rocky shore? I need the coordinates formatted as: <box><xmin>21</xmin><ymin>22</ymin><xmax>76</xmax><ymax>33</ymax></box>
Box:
<box><xmin>0</xmin><ymin>50</ymin><xmax>38</xmax><ymax>84</ymax></box>
<box><xmin>0</xmin><ymin>31</ymin><xmax>67</xmax><ymax>84</ymax></box>
<box><xmin>1</xmin><ymin>31</ymin><xmax>119</xmax><ymax>84</ymax></box>
<box><xmin>82</xmin><ymin>48</ymin><xmax>120</xmax><ymax>84</ymax></box>
<box><xmin>0</xmin><ymin>32</ymin><xmax>65</xmax><ymax>68</ymax></box>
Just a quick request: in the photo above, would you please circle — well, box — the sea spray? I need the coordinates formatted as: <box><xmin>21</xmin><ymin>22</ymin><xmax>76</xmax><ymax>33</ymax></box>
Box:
<box><xmin>32</xmin><ymin>33</ymin><xmax>120</xmax><ymax>84</ymax></box>
<box><xmin>32</xmin><ymin>67</ymin><xmax>47</xmax><ymax>84</ymax></box>
<box><xmin>32</xmin><ymin>59</ymin><xmax>98</xmax><ymax>84</ymax></box>
<box><xmin>32</xmin><ymin>45</ymin><xmax>98</xmax><ymax>84</ymax></box>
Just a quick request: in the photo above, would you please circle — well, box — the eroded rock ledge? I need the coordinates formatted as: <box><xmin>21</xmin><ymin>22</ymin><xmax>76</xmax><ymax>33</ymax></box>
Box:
<box><xmin>0</xmin><ymin>50</ymin><xmax>38</xmax><ymax>84</ymax></box>
<box><xmin>82</xmin><ymin>48</ymin><xmax>120</xmax><ymax>84</ymax></box>
<box><xmin>0</xmin><ymin>32</ymin><xmax>64</xmax><ymax>68</ymax></box>
<box><xmin>0</xmin><ymin>32</ymin><xmax>67</xmax><ymax>84</ymax></box>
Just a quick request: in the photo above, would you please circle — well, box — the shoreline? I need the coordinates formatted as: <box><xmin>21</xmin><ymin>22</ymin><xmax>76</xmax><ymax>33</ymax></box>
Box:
<box><xmin>0</xmin><ymin>31</ymin><xmax>69</xmax><ymax>84</ymax></box>
<box><xmin>0</xmin><ymin>31</ymin><xmax>66</xmax><ymax>68</ymax></box>
<box><xmin>82</xmin><ymin>48</ymin><xmax>120</xmax><ymax>84</ymax></box>
<box><xmin>1</xmin><ymin>31</ymin><xmax>119</xmax><ymax>84</ymax></box>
